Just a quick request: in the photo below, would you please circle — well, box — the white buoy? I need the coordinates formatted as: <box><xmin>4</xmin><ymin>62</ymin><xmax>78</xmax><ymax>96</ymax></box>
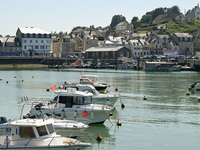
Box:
<box><xmin>198</xmin><ymin>97</ymin><xmax>200</xmax><ymax>102</ymax></box>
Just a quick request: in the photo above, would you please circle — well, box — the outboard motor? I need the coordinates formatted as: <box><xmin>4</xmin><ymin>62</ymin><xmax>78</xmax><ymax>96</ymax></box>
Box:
<box><xmin>0</xmin><ymin>117</ymin><xmax>7</xmax><ymax>124</ymax></box>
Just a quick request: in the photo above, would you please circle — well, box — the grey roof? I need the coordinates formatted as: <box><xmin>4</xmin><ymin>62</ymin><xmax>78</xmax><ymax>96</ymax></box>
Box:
<box><xmin>85</xmin><ymin>46</ymin><xmax>130</xmax><ymax>52</ymax></box>
<box><xmin>116</xmin><ymin>22</ymin><xmax>127</xmax><ymax>26</ymax></box>
<box><xmin>19</xmin><ymin>27</ymin><xmax>50</xmax><ymax>34</ymax></box>
<box><xmin>174</xmin><ymin>33</ymin><xmax>193</xmax><ymax>37</ymax></box>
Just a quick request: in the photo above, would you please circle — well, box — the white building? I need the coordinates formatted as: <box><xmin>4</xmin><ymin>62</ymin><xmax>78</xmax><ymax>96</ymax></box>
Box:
<box><xmin>128</xmin><ymin>40</ymin><xmax>143</xmax><ymax>57</ymax></box>
<box><xmin>16</xmin><ymin>27</ymin><xmax>51</xmax><ymax>56</ymax></box>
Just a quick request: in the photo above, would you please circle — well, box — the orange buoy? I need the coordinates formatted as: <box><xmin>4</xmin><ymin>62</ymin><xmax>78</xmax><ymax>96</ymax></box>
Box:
<box><xmin>115</xmin><ymin>88</ymin><xmax>118</xmax><ymax>92</ymax></box>
<box><xmin>96</xmin><ymin>132</ymin><xmax>102</xmax><ymax>141</ymax></box>
<box><xmin>22</xmin><ymin>80</ymin><xmax>24</xmax><ymax>82</ymax></box>
<box><xmin>143</xmin><ymin>96</ymin><xmax>147</xmax><ymax>100</ymax></box>
<box><xmin>117</xmin><ymin>119</ymin><xmax>122</xmax><ymax>126</ymax></box>
<box><xmin>14</xmin><ymin>76</ymin><xmax>16</xmax><ymax>78</ymax></box>
<box><xmin>186</xmin><ymin>91</ymin><xmax>190</xmax><ymax>95</ymax></box>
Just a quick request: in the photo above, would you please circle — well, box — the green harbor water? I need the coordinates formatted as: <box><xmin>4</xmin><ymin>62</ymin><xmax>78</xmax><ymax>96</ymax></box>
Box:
<box><xmin>0</xmin><ymin>68</ymin><xmax>200</xmax><ymax>150</ymax></box>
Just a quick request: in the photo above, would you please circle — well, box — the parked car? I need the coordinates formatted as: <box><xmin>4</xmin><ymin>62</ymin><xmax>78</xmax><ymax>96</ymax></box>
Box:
<box><xmin>186</xmin><ymin>55</ymin><xmax>192</xmax><ymax>59</ymax></box>
<box><xmin>66</xmin><ymin>55</ymin><xmax>73</xmax><ymax>58</ymax></box>
<box><xmin>143</xmin><ymin>55</ymin><xmax>149</xmax><ymax>59</ymax></box>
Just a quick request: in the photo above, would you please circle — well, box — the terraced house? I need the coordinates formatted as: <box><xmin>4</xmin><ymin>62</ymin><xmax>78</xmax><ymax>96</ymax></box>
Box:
<box><xmin>0</xmin><ymin>37</ymin><xmax>22</xmax><ymax>56</ymax></box>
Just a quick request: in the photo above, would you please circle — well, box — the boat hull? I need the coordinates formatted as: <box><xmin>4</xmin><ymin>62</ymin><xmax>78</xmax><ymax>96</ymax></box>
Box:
<box><xmin>29</xmin><ymin>106</ymin><xmax>112</xmax><ymax>124</ymax></box>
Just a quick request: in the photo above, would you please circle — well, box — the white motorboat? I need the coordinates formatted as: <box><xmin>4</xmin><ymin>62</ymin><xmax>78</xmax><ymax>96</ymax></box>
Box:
<box><xmin>0</xmin><ymin>118</ymin><xmax>91</xmax><ymax>149</ymax></box>
<box><xmin>0</xmin><ymin>117</ymin><xmax>88</xmax><ymax>135</ymax></box>
<box><xmin>189</xmin><ymin>82</ymin><xmax>200</xmax><ymax>90</ymax></box>
<box><xmin>75</xmin><ymin>84</ymin><xmax>119</xmax><ymax>106</ymax></box>
<box><xmin>80</xmin><ymin>74</ymin><xmax>108</xmax><ymax>93</ymax></box>
<box><xmin>24</xmin><ymin>88</ymin><xmax>113</xmax><ymax>124</ymax></box>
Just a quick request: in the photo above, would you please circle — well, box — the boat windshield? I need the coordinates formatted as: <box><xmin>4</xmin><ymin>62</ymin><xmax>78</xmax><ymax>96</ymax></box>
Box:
<box><xmin>19</xmin><ymin>127</ymin><xmax>36</xmax><ymax>138</ymax></box>
<box><xmin>80</xmin><ymin>78</ymin><xmax>93</xmax><ymax>84</ymax></box>
<box><xmin>36</xmin><ymin>125</ymin><xmax>48</xmax><ymax>137</ymax></box>
<box><xmin>46</xmin><ymin>124</ymin><xmax>55</xmax><ymax>134</ymax></box>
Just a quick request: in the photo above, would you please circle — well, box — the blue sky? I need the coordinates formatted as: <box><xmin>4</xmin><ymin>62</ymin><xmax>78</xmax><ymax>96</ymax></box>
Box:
<box><xmin>1</xmin><ymin>0</ymin><xmax>200</xmax><ymax>36</ymax></box>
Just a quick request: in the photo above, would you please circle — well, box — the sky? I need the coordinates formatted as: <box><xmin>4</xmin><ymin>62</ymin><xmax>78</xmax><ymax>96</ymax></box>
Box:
<box><xmin>1</xmin><ymin>0</ymin><xmax>200</xmax><ymax>36</ymax></box>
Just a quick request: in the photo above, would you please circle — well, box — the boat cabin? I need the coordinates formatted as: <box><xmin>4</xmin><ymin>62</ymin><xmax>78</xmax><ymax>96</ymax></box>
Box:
<box><xmin>55</xmin><ymin>88</ymin><xmax>93</xmax><ymax>108</ymax></box>
<box><xmin>10</xmin><ymin>119</ymin><xmax>56</xmax><ymax>140</ymax></box>
<box><xmin>79</xmin><ymin>77</ymin><xmax>94</xmax><ymax>85</ymax></box>
<box><xmin>81</xmin><ymin>75</ymin><xmax>99</xmax><ymax>83</ymax></box>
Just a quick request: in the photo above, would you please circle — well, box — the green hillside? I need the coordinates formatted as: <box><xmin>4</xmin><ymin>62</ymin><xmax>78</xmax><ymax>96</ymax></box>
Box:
<box><xmin>138</xmin><ymin>19</ymin><xmax>200</xmax><ymax>38</ymax></box>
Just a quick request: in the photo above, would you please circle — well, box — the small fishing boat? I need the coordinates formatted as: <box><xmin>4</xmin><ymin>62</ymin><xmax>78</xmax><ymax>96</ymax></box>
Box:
<box><xmin>24</xmin><ymin>88</ymin><xmax>113</xmax><ymax>124</ymax></box>
<box><xmin>80</xmin><ymin>74</ymin><xmax>108</xmax><ymax>93</ymax></box>
<box><xmin>0</xmin><ymin>118</ymin><xmax>91</xmax><ymax>149</ymax></box>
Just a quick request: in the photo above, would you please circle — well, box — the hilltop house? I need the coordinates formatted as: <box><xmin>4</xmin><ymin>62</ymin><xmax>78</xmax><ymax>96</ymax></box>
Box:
<box><xmin>115</xmin><ymin>22</ymin><xmax>133</xmax><ymax>35</ymax></box>
<box><xmin>16</xmin><ymin>27</ymin><xmax>51</xmax><ymax>56</ymax></box>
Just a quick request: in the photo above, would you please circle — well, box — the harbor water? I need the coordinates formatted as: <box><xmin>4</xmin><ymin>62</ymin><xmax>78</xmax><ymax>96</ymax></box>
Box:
<box><xmin>0</xmin><ymin>68</ymin><xmax>200</xmax><ymax>150</ymax></box>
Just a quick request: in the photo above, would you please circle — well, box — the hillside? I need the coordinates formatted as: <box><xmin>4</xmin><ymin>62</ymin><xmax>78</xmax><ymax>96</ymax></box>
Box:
<box><xmin>138</xmin><ymin>19</ymin><xmax>200</xmax><ymax>38</ymax></box>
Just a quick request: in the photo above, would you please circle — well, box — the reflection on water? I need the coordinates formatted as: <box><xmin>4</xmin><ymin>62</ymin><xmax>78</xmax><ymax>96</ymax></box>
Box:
<box><xmin>1</xmin><ymin>69</ymin><xmax>200</xmax><ymax>149</ymax></box>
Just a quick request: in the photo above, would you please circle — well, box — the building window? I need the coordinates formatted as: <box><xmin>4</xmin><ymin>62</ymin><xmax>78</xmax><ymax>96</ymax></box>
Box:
<box><xmin>157</xmin><ymin>41</ymin><xmax>159</xmax><ymax>44</ymax></box>
<box><xmin>70</xmin><ymin>43</ymin><xmax>73</xmax><ymax>47</ymax></box>
<box><xmin>47</xmin><ymin>40</ymin><xmax>49</xmax><ymax>43</ymax></box>
<box><xmin>70</xmin><ymin>48</ymin><xmax>73</xmax><ymax>52</ymax></box>
<box><xmin>41</xmin><ymin>40</ymin><xmax>43</xmax><ymax>43</ymax></box>
<box><xmin>46</xmin><ymin>46</ymin><xmax>50</xmax><ymax>49</ymax></box>
<box><xmin>36</xmin><ymin>40</ymin><xmax>38</xmax><ymax>43</ymax></box>
<box><xmin>35</xmin><ymin>46</ymin><xmax>39</xmax><ymax>49</ymax></box>
<box><xmin>30</xmin><ymin>40</ymin><xmax>32</xmax><ymax>43</ymax></box>
<box><xmin>24</xmin><ymin>40</ymin><xmax>26</xmax><ymax>43</ymax></box>
<box><xmin>13</xmin><ymin>48</ymin><xmax>15</xmax><ymax>52</ymax></box>
<box><xmin>40</xmin><ymin>46</ymin><xmax>44</xmax><ymax>49</ymax></box>
<box><xmin>24</xmin><ymin>46</ymin><xmax>26</xmax><ymax>49</ymax></box>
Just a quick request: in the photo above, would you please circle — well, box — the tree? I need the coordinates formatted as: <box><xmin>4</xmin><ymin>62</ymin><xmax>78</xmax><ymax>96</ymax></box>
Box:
<box><xmin>97</xmin><ymin>36</ymin><xmax>105</xmax><ymax>41</ymax></box>
<box><xmin>140</xmin><ymin>14</ymin><xmax>152</xmax><ymax>24</ymax></box>
<box><xmin>152</xmin><ymin>8</ymin><xmax>165</xmax><ymax>21</ymax></box>
<box><xmin>131</xmin><ymin>16</ymin><xmax>139</xmax><ymax>23</ymax></box>
<box><xmin>171</xmin><ymin>5</ymin><xmax>180</xmax><ymax>14</ymax></box>
<box><xmin>110</xmin><ymin>15</ymin><xmax>126</xmax><ymax>30</ymax></box>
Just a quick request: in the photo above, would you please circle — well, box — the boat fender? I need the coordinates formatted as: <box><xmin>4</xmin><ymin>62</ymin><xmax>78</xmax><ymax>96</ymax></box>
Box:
<box><xmin>106</xmin><ymin>99</ymin><xmax>110</xmax><ymax>104</ymax></box>
<box><xmin>82</xmin><ymin>111</ymin><xmax>87</xmax><ymax>117</ymax></box>
<box><xmin>61</xmin><ymin>109</ymin><xmax>65</xmax><ymax>118</ymax></box>
<box><xmin>74</xmin><ymin>110</ymin><xmax>77</xmax><ymax>118</ymax></box>
<box><xmin>91</xmin><ymin>111</ymin><xmax>94</xmax><ymax>119</ymax></box>
<box><xmin>52</xmin><ymin>112</ymin><xmax>55</xmax><ymax>118</ymax></box>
